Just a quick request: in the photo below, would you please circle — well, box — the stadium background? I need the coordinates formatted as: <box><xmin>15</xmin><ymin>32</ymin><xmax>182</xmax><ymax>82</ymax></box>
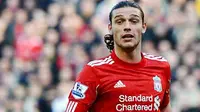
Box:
<box><xmin>0</xmin><ymin>0</ymin><xmax>199</xmax><ymax>111</ymax></box>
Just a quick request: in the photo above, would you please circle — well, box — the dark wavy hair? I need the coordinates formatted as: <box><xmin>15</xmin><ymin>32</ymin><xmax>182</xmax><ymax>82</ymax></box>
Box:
<box><xmin>104</xmin><ymin>1</ymin><xmax>144</xmax><ymax>52</ymax></box>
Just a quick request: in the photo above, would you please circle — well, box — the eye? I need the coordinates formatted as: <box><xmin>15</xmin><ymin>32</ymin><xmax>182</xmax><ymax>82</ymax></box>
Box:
<box><xmin>115</xmin><ymin>19</ymin><xmax>124</xmax><ymax>24</ymax></box>
<box><xmin>130</xmin><ymin>19</ymin><xmax>139</xmax><ymax>24</ymax></box>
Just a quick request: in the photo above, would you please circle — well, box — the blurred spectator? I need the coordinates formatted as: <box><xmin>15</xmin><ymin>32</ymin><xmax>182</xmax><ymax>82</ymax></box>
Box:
<box><xmin>15</xmin><ymin>21</ymin><xmax>43</xmax><ymax>61</ymax></box>
<box><xmin>23</xmin><ymin>83</ymin><xmax>42</xmax><ymax>112</ymax></box>
<box><xmin>14</xmin><ymin>9</ymin><xmax>28</xmax><ymax>38</ymax></box>
<box><xmin>70</xmin><ymin>44</ymin><xmax>89</xmax><ymax>75</ymax></box>
<box><xmin>51</xmin><ymin>81</ymin><xmax>73</xmax><ymax>112</ymax></box>
<box><xmin>47</xmin><ymin>3</ymin><xmax>61</xmax><ymax>30</ymax></box>
<box><xmin>76</xmin><ymin>0</ymin><xmax>96</xmax><ymax>23</ymax></box>
<box><xmin>6</xmin><ymin>0</ymin><xmax>20</xmax><ymax>12</ymax></box>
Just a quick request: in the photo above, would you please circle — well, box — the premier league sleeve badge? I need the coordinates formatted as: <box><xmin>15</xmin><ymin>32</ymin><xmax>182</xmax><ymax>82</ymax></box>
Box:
<box><xmin>72</xmin><ymin>82</ymin><xmax>88</xmax><ymax>99</ymax></box>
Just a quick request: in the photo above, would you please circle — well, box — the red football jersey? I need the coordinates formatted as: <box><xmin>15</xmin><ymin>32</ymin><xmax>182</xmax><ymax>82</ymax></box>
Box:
<box><xmin>65</xmin><ymin>51</ymin><xmax>171</xmax><ymax>112</ymax></box>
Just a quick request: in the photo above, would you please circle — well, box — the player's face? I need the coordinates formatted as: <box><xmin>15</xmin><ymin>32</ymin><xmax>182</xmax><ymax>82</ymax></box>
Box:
<box><xmin>109</xmin><ymin>7</ymin><xmax>146</xmax><ymax>50</ymax></box>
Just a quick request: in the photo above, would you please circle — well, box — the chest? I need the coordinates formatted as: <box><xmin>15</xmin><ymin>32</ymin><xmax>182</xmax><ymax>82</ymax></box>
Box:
<box><xmin>96</xmin><ymin>66</ymin><xmax>167</xmax><ymax>100</ymax></box>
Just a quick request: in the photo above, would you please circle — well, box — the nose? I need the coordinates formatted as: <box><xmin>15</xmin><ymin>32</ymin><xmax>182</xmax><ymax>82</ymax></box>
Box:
<box><xmin>124</xmin><ymin>21</ymin><xmax>131</xmax><ymax>32</ymax></box>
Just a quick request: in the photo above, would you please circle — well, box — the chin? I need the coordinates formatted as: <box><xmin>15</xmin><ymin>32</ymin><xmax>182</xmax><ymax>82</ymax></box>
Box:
<box><xmin>120</xmin><ymin>42</ymin><xmax>139</xmax><ymax>50</ymax></box>
<box><xmin>121</xmin><ymin>45</ymin><xmax>136</xmax><ymax>50</ymax></box>
<box><xmin>122</xmin><ymin>43</ymin><xmax>135</xmax><ymax>47</ymax></box>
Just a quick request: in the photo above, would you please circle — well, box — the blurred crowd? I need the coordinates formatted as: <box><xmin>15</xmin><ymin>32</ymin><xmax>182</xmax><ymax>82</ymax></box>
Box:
<box><xmin>0</xmin><ymin>0</ymin><xmax>199</xmax><ymax>112</ymax></box>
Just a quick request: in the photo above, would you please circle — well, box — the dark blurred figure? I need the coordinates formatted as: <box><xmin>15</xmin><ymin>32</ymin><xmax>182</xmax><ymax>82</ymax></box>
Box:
<box><xmin>0</xmin><ymin>0</ymin><xmax>6</xmax><ymax>14</ymax></box>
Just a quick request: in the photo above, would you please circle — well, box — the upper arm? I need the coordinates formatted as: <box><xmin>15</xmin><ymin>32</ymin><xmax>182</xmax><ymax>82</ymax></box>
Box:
<box><xmin>160</xmin><ymin>62</ymin><xmax>171</xmax><ymax>110</ymax></box>
<box><xmin>65</xmin><ymin>65</ymin><xmax>99</xmax><ymax>112</ymax></box>
<box><xmin>161</xmin><ymin>102</ymin><xmax>172</xmax><ymax>112</ymax></box>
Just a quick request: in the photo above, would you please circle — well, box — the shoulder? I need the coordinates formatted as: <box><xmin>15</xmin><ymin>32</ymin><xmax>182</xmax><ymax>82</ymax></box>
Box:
<box><xmin>143</xmin><ymin>52</ymin><xmax>170</xmax><ymax>68</ymax></box>
<box><xmin>77</xmin><ymin>55</ymin><xmax>114</xmax><ymax>79</ymax></box>
<box><xmin>87</xmin><ymin>55</ymin><xmax>114</xmax><ymax>67</ymax></box>
<box><xmin>143</xmin><ymin>53</ymin><xmax>167</xmax><ymax>62</ymax></box>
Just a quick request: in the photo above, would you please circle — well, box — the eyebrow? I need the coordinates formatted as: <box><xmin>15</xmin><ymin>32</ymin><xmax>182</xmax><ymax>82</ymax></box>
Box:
<box><xmin>114</xmin><ymin>15</ymin><xmax>123</xmax><ymax>19</ymax></box>
<box><xmin>130</xmin><ymin>14</ymin><xmax>140</xmax><ymax>18</ymax></box>
<box><xmin>114</xmin><ymin>14</ymin><xmax>140</xmax><ymax>19</ymax></box>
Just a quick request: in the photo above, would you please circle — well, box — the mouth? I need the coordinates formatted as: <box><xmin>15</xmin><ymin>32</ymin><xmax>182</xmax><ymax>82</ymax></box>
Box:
<box><xmin>122</xmin><ymin>34</ymin><xmax>134</xmax><ymax>39</ymax></box>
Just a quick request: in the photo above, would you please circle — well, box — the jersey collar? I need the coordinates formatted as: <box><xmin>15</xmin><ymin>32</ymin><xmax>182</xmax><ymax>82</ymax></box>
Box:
<box><xmin>110</xmin><ymin>50</ymin><xmax>146</xmax><ymax>68</ymax></box>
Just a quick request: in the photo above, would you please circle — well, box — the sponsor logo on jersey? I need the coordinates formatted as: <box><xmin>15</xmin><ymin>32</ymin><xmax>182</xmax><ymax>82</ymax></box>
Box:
<box><xmin>154</xmin><ymin>96</ymin><xmax>160</xmax><ymax>111</ymax></box>
<box><xmin>116</xmin><ymin>95</ymin><xmax>161</xmax><ymax>111</ymax></box>
<box><xmin>153</xmin><ymin>75</ymin><xmax>162</xmax><ymax>92</ymax></box>
<box><xmin>114</xmin><ymin>80</ymin><xmax>126</xmax><ymax>88</ymax></box>
<box><xmin>72</xmin><ymin>82</ymin><xmax>88</xmax><ymax>99</ymax></box>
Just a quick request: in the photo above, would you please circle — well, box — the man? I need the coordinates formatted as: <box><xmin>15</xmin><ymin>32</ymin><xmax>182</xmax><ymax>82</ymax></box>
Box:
<box><xmin>65</xmin><ymin>1</ymin><xmax>171</xmax><ymax>112</ymax></box>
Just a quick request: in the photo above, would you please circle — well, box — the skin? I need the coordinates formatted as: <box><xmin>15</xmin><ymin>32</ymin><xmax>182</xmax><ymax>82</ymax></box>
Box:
<box><xmin>162</xmin><ymin>103</ymin><xmax>171</xmax><ymax>112</ymax></box>
<box><xmin>108</xmin><ymin>7</ymin><xmax>146</xmax><ymax>63</ymax></box>
<box><xmin>108</xmin><ymin>7</ymin><xmax>171</xmax><ymax>112</ymax></box>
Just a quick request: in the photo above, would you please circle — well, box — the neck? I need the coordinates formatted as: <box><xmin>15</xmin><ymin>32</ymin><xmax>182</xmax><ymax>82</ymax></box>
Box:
<box><xmin>114</xmin><ymin>43</ymin><xmax>142</xmax><ymax>63</ymax></box>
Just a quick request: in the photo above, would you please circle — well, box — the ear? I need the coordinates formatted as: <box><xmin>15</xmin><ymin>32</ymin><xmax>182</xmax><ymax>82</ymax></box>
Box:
<box><xmin>108</xmin><ymin>23</ymin><xmax>112</xmax><ymax>34</ymax></box>
<box><xmin>142</xmin><ymin>23</ymin><xmax>147</xmax><ymax>34</ymax></box>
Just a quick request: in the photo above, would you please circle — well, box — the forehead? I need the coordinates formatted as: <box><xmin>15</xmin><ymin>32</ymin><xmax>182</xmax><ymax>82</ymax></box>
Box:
<box><xmin>112</xmin><ymin>7</ymin><xmax>141</xmax><ymax>18</ymax></box>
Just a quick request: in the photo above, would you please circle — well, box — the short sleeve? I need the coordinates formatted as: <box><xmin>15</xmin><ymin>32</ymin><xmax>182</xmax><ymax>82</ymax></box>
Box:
<box><xmin>65</xmin><ymin>65</ymin><xmax>99</xmax><ymax>112</ymax></box>
<box><xmin>160</xmin><ymin>63</ymin><xmax>171</xmax><ymax>109</ymax></box>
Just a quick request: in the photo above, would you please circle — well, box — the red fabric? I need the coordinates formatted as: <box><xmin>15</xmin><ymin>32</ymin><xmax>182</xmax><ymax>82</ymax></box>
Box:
<box><xmin>56</xmin><ymin>56</ymin><xmax>64</xmax><ymax>69</ymax></box>
<box><xmin>15</xmin><ymin>34</ymin><xmax>43</xmax><ymax>61</ymax></box>
<box><xmin>65</xmin><ymin>51</ymin><xmax>171</xmax><ymax>112</ymax></box>
<box><xmin>14</xmin><ymin>23</ymin><xmax>24</xmax><ymax>38</ymax></box>
<box><xmin>60</xmin><ymin>32</ymin><xmax>73</xmax><ymax>44</ymax></box>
